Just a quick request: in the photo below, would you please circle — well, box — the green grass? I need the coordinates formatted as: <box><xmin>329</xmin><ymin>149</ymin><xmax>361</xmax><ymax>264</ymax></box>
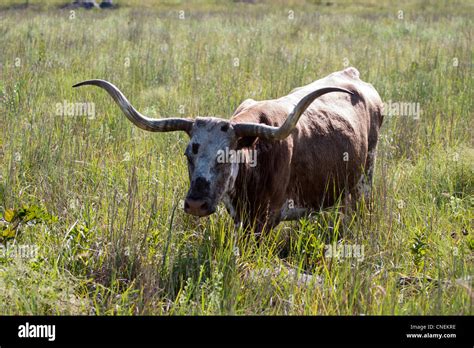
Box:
<box><xmin>0</xmin><ymin>0</ymin><xmax>473</xmax><ymax>315</ymax></box>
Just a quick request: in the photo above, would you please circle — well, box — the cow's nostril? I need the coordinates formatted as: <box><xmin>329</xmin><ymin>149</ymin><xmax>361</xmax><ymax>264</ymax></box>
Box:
<box><xmin>184</xmin><ymin>198</ymin><xmax>212</xmax><ymax>216</ymax></box>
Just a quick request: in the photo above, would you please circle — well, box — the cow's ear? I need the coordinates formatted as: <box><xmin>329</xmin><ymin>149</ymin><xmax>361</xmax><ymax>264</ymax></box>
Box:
<box><xmin>236</xmin><ymin>136</ymin><xmax>257</xmax><ymax>150</ymax></box>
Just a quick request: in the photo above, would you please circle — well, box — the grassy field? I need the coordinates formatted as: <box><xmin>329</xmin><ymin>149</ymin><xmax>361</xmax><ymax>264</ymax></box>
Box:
<box><xmin>0</xmin><ymin>0</ymin><xmax>472</xmax><ymax>315</ymax></box>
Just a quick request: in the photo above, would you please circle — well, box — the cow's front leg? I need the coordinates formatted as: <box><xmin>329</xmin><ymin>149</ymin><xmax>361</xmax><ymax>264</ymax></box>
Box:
<box><xmin>222</xmin><ymin>194</ymin><xmax>242</xmax><ymax>253</ymax></box>
<box><xmin>353</xmin><ymin>147</ymin><xmax>377</xmax><ymax>206</ymax></box>
<box><xmin>279</xmin><ymin>199</ymin><xmax>310</xmax><ymax>221</ymax></box>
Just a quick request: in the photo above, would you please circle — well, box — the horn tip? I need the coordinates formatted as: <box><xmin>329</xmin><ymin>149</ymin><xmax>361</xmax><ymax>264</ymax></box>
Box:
<box><xmin>72</xmin><ymin>81</ymin><xmax>87</xmax><ymax>88</ymax></box>
<box><xmin>72</xmin><ymin>79</ymin><xmax>105</xmax><ymax>88</ymax></box>
<box><xmin>339</xmin><ymin>87</ymin><xmax>354</xmax><ymax>95</ymax></box>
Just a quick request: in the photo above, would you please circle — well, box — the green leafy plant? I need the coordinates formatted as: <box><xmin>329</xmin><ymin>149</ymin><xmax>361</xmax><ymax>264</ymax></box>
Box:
<box><xmin>1</xmin><ymin>205</ymin><xmax>57</xmax><ymax>243</ymax></box>
<box><xmin>411</xmin><ymin>231</ymin><xmax>428</xmax><ymax>270</ymax></box>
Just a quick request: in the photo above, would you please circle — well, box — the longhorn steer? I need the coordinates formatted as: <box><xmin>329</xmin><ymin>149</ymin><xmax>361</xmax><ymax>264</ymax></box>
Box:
<box><xmin>73</xmin><ymin>67</ymin><xmax>383</xmax><ymax>233</ymax></box>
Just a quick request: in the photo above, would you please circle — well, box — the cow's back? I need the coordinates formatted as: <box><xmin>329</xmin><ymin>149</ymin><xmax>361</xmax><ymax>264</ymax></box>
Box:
<box><xmin>230</xmin><ymin>67</ymin><xmax>383</xmax><ymax>220</ymax></box>
<box><xmin>279</xmin><ymin>67</ymin><xmax>383</xmax><ymax>208</ymax></box>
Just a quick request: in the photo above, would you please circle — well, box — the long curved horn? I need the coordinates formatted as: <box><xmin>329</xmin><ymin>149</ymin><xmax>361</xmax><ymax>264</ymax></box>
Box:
<box><xmin>73</xmin><ymin>79</ymin><xmax>193</xmax><ymax>133</ymax></box>
<box><xmin>233</xmin><ymin>87</ymin><xmax>353</xmax><ymax>140</ymax></box>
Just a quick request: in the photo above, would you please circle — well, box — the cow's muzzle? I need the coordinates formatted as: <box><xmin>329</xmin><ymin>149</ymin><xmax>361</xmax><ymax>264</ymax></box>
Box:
<box><xmin>184</xmin><ymin>197</ymin><xmax>215</xmax><ymax>217</ymax></box>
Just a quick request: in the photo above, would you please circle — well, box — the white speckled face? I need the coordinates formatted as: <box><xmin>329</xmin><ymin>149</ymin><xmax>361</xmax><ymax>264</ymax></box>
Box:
<box><xmin>183</xmin><ymin>117</ymin><xmax>240</xmax><ymax>216</ymax></box>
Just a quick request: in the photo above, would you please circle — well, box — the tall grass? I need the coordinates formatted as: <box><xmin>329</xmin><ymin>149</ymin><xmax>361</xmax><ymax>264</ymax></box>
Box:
<box><xmin>0</xmin><ymin>0</ymin><xmax>472</xmax><ymax>314</ymax></box>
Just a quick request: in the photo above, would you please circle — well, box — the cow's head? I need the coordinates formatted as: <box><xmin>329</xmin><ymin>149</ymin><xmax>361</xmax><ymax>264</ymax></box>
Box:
<box><xmin>73</xmin><ymin>80</ymin><xmax>352</xmax><ymax>217</ymax></box>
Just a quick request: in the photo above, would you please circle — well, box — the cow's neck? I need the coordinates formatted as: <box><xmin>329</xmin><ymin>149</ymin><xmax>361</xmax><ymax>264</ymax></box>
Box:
<box><xmin>223</xmin><ymin>145</ymin><xmax>273</xmax><ymax>229</ymax></box>
<box><xmin>226</xmin><ymin>105</ymin><xmax>290</xmax><ymax>228</ymax></box>
<box><xmin>222</xmin><ymin>152</ymin><xmax>253</xmax><ymax>222</ymax></box>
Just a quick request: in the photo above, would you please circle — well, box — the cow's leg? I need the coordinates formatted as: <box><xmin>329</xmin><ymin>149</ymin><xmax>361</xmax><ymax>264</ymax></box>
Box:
<box><xmin>222</xmin><ymin>194</ymin><xmax>243</xmax><ymax>255</ymax></box>
<box><xmin>280</xmin><ymin>206</ymin><xmax>310</xmax><ymax>221</ymax></box>
<box><xmin>342</xmin><ymin>147</ymin><xmax>377</xmax><ymax>226</ymax></box>
<box><xmin>279</xmin><ymin>199</ymin><xmax>310</xmax><ymax>221</ymax></box>
<box><xmin>356</xmin><ymin>147</ymin><xmax>377</xmax><ymax>204</ymax></box>
<box><xmin>73</xmin><ymin>0</ymin><xmax>98</xmax><ymax>8</ymax></box>
<box><xmin>100</xmin><ymin>0</ymin><xmax>113</xmax><ymax>8</ymax></box>
<box><xmin>365</xmin><ymin>148</ymin><xmax>377</xmax><ymax>197</ymax></box>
